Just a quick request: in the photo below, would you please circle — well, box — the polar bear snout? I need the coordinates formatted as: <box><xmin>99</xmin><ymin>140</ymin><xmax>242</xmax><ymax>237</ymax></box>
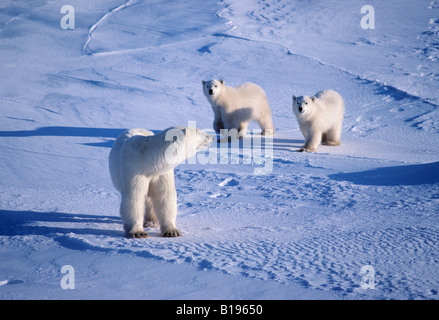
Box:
<box><xmin>296</xmin><ymin>103</ymin><xmax>306</xmax><ymax>114</ymax></box>
<box><xmin>209</xmin><ymin>89</ymin><xmax>214</xmax><ymax>95</ymax></box>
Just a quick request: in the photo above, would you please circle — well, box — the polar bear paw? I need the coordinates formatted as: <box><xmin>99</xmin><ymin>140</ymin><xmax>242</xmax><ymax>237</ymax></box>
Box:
<box><xmin>127</xmin><ymin>231</ymin><xmax>149</xmax><ymax>239</ymax></box>
<box><xmin>298</xmin><ymin>147</ymin><xmax>316</xmax><ymax>153</ymax></box>
<box><xmin>322</xmin><ymin>140</ymin><xmax>341</xmax><ymax>146</ymax></box>
<box><xmin>162</xmin><ymin>228</ymin><xmax>182</xmax><ymax>237</ymax></box>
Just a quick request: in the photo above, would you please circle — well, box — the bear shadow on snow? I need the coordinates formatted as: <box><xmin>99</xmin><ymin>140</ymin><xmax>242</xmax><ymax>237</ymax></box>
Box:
<box><xmin>329</xmin><ymin>161</ymin><xmax>439</xmax><ymax>186</ymax></box>
<box><xmin>0</xmin><ymin>209</ymin><xmax>125</xmax><ymax>246</ymax></box>
<box><xmin>0</xmin><ymin>126</ymin><xmax>126</xmax><ymax>138</ymax></box>
<box><xmin>0</xmin><ymin>126</ymin><xmax>163</xmax><ymax>148</ymax></box>
<box><xmin>0</xmin><ymin>125</ymin><xmax>302</xmax><ymax>152</ymax></box>
<box><xmin>272</xmin><ymin>138</ymin><xmax>304</xmax><ymax>152</ymax></box>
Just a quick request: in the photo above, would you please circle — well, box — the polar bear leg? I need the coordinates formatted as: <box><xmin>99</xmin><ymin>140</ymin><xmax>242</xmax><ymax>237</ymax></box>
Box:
<box><xmin>120</xmin><ymin>177</ymin><xmax>150</xmax><ymax>238</ymax></box>
<box><xmin>220</xmin><ymin>116</ymin><xmax>241</xmax><ymax>142</ymax></box>
<box><xmin>219</xmin><ymin>128</ymin><xmax>239</xmax><ymax>143</ymax></box>
<box><xmin>144</xmin><ymin>197</ymin><xmax>159</xmax><ymax>228</ymax></box>
<box><xmin>299</xmin><ymin>123</ymin><xmax>308</xmax><ymax>141</ymax></box>
<box><xmin>257</xmin><ymin>112</ymin><xmax>274</xmax><ymax>136</ymax></box>
<box><xmin>213</xmin><ymin>116</ymin><xmax>225</xmax><ymax>134</ymax></box>
<box><xmin>219</xmin><ymin>116</ymin><xmax>239</xmax><ymax>142</ymax></box>
<box><xmin>149</xmin><ymin>170</ymin><xmax>182</xmax><ymax>237</ymax></box>
<box><xmin>324</xmin><ymin>122</ymin><xmax>342</xmax><ymax>146</ymax></box>
<box><xmin>238</xmin><ymin>121</ymin><xmax>249</xmax><ymax>139</ymax></box>
<box><xmin>301</xmin><ymin>129</ymin><xmax>322</xmax><ymax>152</ymax></box>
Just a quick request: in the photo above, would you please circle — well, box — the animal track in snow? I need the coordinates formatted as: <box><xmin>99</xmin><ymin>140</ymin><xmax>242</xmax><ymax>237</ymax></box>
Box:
<box><xmin>67</xmin><ymin>226</ymin><xmax>439</xmax><ymax>299</ymax></box>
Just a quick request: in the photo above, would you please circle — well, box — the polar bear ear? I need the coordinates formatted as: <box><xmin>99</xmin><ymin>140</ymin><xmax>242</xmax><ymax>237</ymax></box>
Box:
<box><xmin>202</xmin><ymin>80</ymin><xmax>206</xmax><ymax>85</ymax></box>
<box><xmin>311</xmin><ymin>96</ymin><xmax>316</xmax><ymax>102</ymax></box>
<box><xmin>220</xmin><ymin>79</ymin><xmax>224</xmax><ymax>85</ymax></box>
<box><xmin>292</xmin><ymin>95</ymin><xmax>297</xmax><ymax>101</ymax></box>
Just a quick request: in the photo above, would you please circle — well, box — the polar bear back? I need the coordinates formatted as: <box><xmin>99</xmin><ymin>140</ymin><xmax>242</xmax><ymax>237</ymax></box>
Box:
<box><xmin>109</xmin><ymin>128</ymin><xmax>178</xmax><ymax>193</ymax></box>
<box><xmin>109</xmin><ymin>128</ymin><xmax>181</xmax><ymax>193</ymax></box>
<box><xmin>216</xmin><ymin>82</ymin><xmax>272</xmax><ymax>127</ymax></box>
<box><xmin>109</xmin><ymin>127</ymin><xmax>213</xmax><ymax>193</ymax></box>
<box><xmin>109</xmin><ymin>129</ymin><xmax>155</xmax><ymax>193</ymax></box>
<box><xmin>224</xmin><ymin>82</ymin><xmax>269</xmax><ymax>111</ymax></box>
<box><xmin>309</xmin><ymin>90</ymin><xmax>344</xmax><ymax>130</ymax></box>
<box><xmin>314</xmin><ymin>90</ymin><xmax>344</xmax><ymax>114</ymax></box>
<box><xmin>315</xmin><ymin>90</ymin><xmax>344</xmax><ymax>113</ymax></box>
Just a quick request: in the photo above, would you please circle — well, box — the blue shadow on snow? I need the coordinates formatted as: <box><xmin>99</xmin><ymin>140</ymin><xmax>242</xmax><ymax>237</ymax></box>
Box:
<box><xmin>329</xmin><ymin>161</ymin><xmax>439</xmax><ymax>186</ymax></box>
<box><xmin>0</xmin><ymin>126</ymin><xmax>163</xmax><ymax>148</ymax></box>
<box><xmin>0</xmin><ymin>209</ymin><xmax>123</xmax><ymax>241</ymax></box>
<box><xmin>0</xmin><ymin>126</ymin><xmax>126</xmax><ymax>138</ymax></box>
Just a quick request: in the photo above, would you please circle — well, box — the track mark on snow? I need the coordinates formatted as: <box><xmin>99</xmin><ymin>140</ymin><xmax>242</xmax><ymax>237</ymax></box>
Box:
<box><xmin>83</xmin><ymin>0</ymin><xmax>138</xmax><ymax>55</ymax></box>
<box><xmin>169</xmin><ymin>227</ymin><xmax>439</xmax><ymax>299</ymax></box>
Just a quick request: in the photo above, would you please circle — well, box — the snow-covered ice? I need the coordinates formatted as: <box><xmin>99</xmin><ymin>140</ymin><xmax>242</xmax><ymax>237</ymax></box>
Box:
<box><xmin>1</xmin><ymin>0</ymin><xmax>438</xmax><ymax>300</ymax></box>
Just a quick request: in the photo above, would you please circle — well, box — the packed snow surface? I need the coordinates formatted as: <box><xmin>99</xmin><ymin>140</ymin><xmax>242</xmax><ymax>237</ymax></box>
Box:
<box><xmin>1</xmin><ymin>0</ymin><xmax>438</xmax><ymax>299</ymax></box>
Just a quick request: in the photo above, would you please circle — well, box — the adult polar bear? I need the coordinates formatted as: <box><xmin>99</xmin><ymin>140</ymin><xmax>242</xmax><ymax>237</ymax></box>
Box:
<box><xmin>202</xmin><ymin>79</ymin><xmax>275</xmax><ymax>141</ymax></box>
<box><xmin>292</xmin><ymin>90</ymin><xmax>345</xmax><ymax>152</ymax></box>
<box><xmin>109</xmin><ymin>127</ymin><xmax>213</xmax><ymax>238</ymax></box>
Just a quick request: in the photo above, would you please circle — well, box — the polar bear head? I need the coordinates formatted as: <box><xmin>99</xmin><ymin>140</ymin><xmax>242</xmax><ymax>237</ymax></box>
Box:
<box><xmin>292</xmin><ymin>95</ymin><xmax>315</xmax><ymax>117</ymax></box>
<box><xmin>202</xmin><ymin>79</ymin><xmax>225</xmax><ymax>99</ymax></box>
<box><xmin>164</xmin><ymin>126</ymin><xmax>214</xmax><ymax>167</ymax></box>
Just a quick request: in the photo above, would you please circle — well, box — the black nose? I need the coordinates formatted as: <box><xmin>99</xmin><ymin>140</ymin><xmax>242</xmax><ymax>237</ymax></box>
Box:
<box><xmin>209</xmin><ymin>89</ymin><xmax>213</xmax><ymax>95</ymax></box>
<box><xmin>298</xmin><ymin>106</ymin><xmax>303</xmax><ymax>112</ymax></box>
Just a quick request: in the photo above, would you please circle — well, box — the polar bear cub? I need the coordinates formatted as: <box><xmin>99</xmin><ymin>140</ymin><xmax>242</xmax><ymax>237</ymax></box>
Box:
<box><xmin>292</xmin><ymin>90</ymin><xmax>345</xmax><ymax>152</ymax></box>
<box><xmin>109</xmin><ymin>127</ymin><xmax>213</xmax><ymax>238</ymax></box>
<box><xmin>202</xmin><ymin>79</ymin><xmax>275</xmax><ymax>141</ymax></box>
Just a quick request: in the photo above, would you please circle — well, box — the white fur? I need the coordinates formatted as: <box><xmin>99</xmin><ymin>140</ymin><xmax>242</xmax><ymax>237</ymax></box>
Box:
<box><xmin>292</xmin><ymin>90</ymin><xmax>345</xmax><ymax>152</ymax></box>
<box><xmin>109</xmin><ymin>127</ymin><xmax>213</xmax><ymax>238</ymax></box>
<box><xmin>202</xmin><ymin>79</ymin><xmax>275</xmax><ymax>141</ymax></box>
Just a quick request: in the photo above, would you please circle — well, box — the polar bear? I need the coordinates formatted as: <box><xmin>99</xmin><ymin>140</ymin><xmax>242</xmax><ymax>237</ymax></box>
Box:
<box><xmin>292</xmin><ymin>90</ymin><xmax>345</xmax><ymax>152</ymax></box>
<box><xmin>109</xmin><ymin>126</ymin><xmax>213</xmax><ymax>238</ymax></box>
<box><xmin>202</xmin><ymin>79</ymin><xmax>275</xmax><ymax>141</ymax></box>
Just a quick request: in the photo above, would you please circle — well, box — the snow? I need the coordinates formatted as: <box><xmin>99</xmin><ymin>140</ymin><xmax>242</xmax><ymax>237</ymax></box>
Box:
<box><xmin>1</xmin><ymin>0</ymin><xmax>438</xmax><ymax>300</ymax></box>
